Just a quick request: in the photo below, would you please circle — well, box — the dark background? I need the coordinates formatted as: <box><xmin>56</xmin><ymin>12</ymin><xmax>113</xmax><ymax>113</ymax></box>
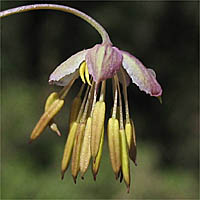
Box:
<box><xmin>1</xmin><ymin>1</ymin><xmax>199</xmax><ymax>199</ymax></box>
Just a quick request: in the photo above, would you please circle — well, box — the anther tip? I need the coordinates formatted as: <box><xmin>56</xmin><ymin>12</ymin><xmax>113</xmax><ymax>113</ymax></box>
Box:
<box><xmin>81</xmin><ymin>176</ymin><xmax>84</xmax><ymax>180</ymax></box>
<box><xmin>127</xmin><ymin>186</ymin><xmax>130</xmax><ymax>193</ymax></box>
<box><xmin>72</xmin><ymin>176</ymin><xmax>77</xmax><ymax>184</ymax></box>
<box><xmin>93</xmin><ymin>174</ymin><xmax>96</xmax><ymax>181</ymax></box>
<box><xmin>61</xmin><ymin>173</ymin><xmax>64</xmax><ymax>180</ymax></box>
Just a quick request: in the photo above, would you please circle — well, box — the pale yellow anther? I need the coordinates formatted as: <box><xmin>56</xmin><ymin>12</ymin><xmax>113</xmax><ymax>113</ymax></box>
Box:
<box><xmin>79</xmin><ymin>61</ymin><xmax>86</xmax><ymax>84</ymax></box>
<box><xmin>85</xmin><ymin>63</ymin><xmax>92</xmax><ymax>86</ymax></box>
<box><xmin>61</xmin><ymin>122</ymin><xmax>78</xmax><ymax>179</ymax></box>
<box><xmin>92</xmin><ymin>127</ymin><xmax>104</xmax><ymax>181</ymax></box>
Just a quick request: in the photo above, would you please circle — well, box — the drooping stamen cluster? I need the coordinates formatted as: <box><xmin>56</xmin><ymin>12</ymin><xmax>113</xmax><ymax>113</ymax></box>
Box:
<box><xmin>61</xmin><ymin>73</ymin><xmax>107</xmax><ymax>183</ymax></box>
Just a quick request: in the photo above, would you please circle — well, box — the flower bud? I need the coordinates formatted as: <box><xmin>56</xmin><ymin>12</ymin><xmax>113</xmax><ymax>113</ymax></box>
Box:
<box><xmin>91</xmin><ymin>101</ymin><xmax>105</xmax><ymax>159</ymax></box>
<box><xmin>107</xmin><ymin>118</ymin><xmax>121</xmax><ymax>179</ymax></box>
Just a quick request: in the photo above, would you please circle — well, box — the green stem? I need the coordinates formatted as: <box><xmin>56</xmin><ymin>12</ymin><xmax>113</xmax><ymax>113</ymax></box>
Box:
<box><xmin>0</xmin><ymin>4</ymin><xmax>112</xmax><ymax>44</ymax></box>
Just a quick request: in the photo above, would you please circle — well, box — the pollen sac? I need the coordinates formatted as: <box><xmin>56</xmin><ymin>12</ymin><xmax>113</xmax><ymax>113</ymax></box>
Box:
<box><xmin>45</xmin><ymin>92</ymin><xmax>61</xmax><ymax>136</ymax></box>
<box><xmin>92</xmin><ymin>127</ymin><xmax>104</xmax><ymax>181</ymax></box>
<box><xmin>107</xmin><ymin>118</ymin><xmax>121</xmax><ymax>179</ymax></box>
<box><xmin>125</xmin><ymin>120</ymin><xmax>137</xmax><ymax>165</ymax></box>
<box><xmin>69</xmin><ymin>96</ymin><xmax>82</xmax><ymax>127</ymax></box>
<box><xmin>79</xmin><ymin>117</ymin><xmax>92</xmax><ymax>178</ymax></box>
<box><xmin>30</xmin><ymin>97</ymin><xmax>64</xmax><ymax>142</ymax></box>
<box><xmin>86</xmin><ymin>44</ymin><xmax>123</xmax><ymax>83</ymax></box>
<box><xmin>61</xmin><ymin>121</ymin><xmax>78</xmax><ymax>179</ymax></box>
<box><xmin>91</xmin><ymin>101</ymin><xmax>106</xmax><ymax>159</ymax></box>
<box><xmin>71</xmin><ymin>122</ymin><xmax>86</xmax><ymax>183</ymax></box>
<box><xmin>120</xmin><ymin>129</ymin><xmax>130</xmax><ymax>193</ymax></box>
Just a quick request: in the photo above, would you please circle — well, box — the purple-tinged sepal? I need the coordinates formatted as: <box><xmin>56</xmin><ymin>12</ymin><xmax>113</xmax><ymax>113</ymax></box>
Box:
<box><xmin>49</xmin><ymin>49</ymin><xmax>88</xmax><ymax>86</ymax></box>
<box><xmin>121</xmin><ymin>51</ymin><xmax>162</xmax><ymax>97</ymax></box>
<box><xmin>86</xmin><ymin>44</ymin><xmax>123</xmax><ymax>83</ymax></box>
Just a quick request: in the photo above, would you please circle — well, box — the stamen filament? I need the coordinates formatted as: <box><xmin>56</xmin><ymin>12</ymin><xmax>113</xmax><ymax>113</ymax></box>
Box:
<box><xmin>120</xmin><ymin>68</ymin><xmax>130</xmax><ymax>123</ymax></box>
<box><xmin>112</xmin><ymin>78</ymin><xmax>118</xmax><ymax>119</ymax></box>
<box><xmin>76</xmin><ymin>86</ymin><xmax>90</xmax><ymax>122</ymax></box>
<box><xmin>115</xmin><ymin>76</ymin><xmax>124</xmax><ymax>130</ymax></box>
<box><xmin>80</xmin><ymin>83</ymin><xmax>94</xmax><ymax>122</ymax></box>
<box><xmin>90</xmin><ymin>83</ymin><xmax>98</xmax><ymax>116</ymax></box>
<box><xmin>58</xmin><ymin>77</ymin><xmax>76</xmax><ymax>100</ymax></box>
<box><xmin>99</xmin><ymin>81</ymin><xmax>106</xmax><ymax>102</ymax></box>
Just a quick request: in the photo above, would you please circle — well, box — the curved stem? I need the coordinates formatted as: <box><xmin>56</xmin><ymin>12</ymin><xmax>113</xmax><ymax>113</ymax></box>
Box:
<box><xmin>0</xmin><ymin>4</ymin><xmax>112</xmax><ymax>44</ymax></box>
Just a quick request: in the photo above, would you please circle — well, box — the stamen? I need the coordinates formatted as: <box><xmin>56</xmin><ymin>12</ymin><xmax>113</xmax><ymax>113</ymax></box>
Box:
<box><xmin>99</xmin><ymin>80</ymin><xmax>106</xmax><ymax>102</ymax></box>
<box><xmin>80</xmin><ymin>82</ymin><xmax>95</xmax><ymax>122</ymax></box>
<box><xmin>79</xmin><ymin>61</ymin><xmax>86</xmax><ymax>84</ymax></box>
<box><xmin>120</xmin><ymin>68</ymin><xmax>130</xmax><ymax>123</ymax></box>
<box><xmin>115</xmin><ymin>76</ymin><xmax>124</xmax><ymax>130</ymax></box>
<box><xmin>69</xmin><ymin>84</ymin><xmax>85</xmax><ymax>126</ymax></box>
<box><xmin>76</xmin><ymin>85</ymin><xmax>90</xmax><ymax>123</ymax></box>
<box><xmin>85</xmin><ymin>63</ymin><xmax>92</xmax><ymax>86</ymax></box>
<box><xmin>112</xmin><ymin>78</ymin><xmax>118</xmax><ymax>119</ymax></box>
<box><xmin>90</xmin><ymin>83</ymin><xmax>98</xmax><ymax>116</ymax></box>
<box><xmin>59</xmin><ymin>76</ymin><xmax>76</xmax><ymax>100</ymax></box>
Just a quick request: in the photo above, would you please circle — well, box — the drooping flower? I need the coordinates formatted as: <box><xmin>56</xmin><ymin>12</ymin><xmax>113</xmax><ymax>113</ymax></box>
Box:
<box><xmin>1</xmin><ymin>4</ymin><xmax>162</xmax><ymax>193</ymax></box>
<box><xmin>30</xmin><ymin>41</ymin><xmax>162</xmax><ymax>192</ymax></box>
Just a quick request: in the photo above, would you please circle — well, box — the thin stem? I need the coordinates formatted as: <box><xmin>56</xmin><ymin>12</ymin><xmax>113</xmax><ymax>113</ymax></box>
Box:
<box><xmin>115</xmin><ymin>76</ymin><xmax>124</xmax><ymax>130</ymax></box>
<box><xmin>0</xmin><ymin>4</ymin><xmax>112</xmax><ymax>44</ymax></box>
<box><xmin>99</xmin><ymin>80</ymin><xmax>106</xmax><ymax>102</ymax></box>
<box><xmin>112</xmin><ymin>77</ymin><xmax>118</xmax><ymax>119</ymax></box>
<box><xmin>120</xmin><ymin>68</ymin><xmax>130</xmax><ymax>123</ymax></box>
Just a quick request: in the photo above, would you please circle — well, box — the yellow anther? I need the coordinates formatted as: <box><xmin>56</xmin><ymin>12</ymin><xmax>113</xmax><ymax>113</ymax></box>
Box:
<box><xmin>108</xmin><ymin>118</ymin><xmax>121</xmax><ymax>179</ymax></box>
<box><xmin>30</xmin><ymin>99</ymin><xmax>64</xmax><ymax>142</ymax></box>
<box><xmin>91</xmin><ymin>101</ymin><xmax>106</xmax><ymax>159</ymax></box>
<box><xmin>125</xmin><ymin>120</ymin><xmax>137</xmax><ymax>165</ymax></box>
<box><xmin>80</xmin><ymin>117</ymin><xmax>92</xmax><ymax>178</ymax></box>
<box><xmin>69</xmin><ymin>96</ymin><xmax>82</xmax><ymax>127</ymax></box>
<box><xmin>61</xmin><ymin>122</ymin><xmax>78</xmax><ymax>179</ymax></box>
<box><xmin>120</xmin><ymin>129</ymin><xmax>130</xmax><ymax>193</ymax></box>
<box><xmin>92</xmin><ymin>127</ymin><xmax>104</xmax><ymax>181</ymax></box>
<box><xmin>45</xmin><ymin>92</ymin><xmax>59</xmax><ymax>111</ymax></box>
<box><xmin>85</xmin><ymin>63</ymin><xmax>92</xmax><ymax>86</ymax></box>
<box><xmin>79</xmin><ymin>61</ymin><xmax>86</xmax><ymax>84</ymax></box>
<box><xmin>71</xmin><ymin>122</ymin><xmax>86</xmax><ymax>183</ymax></box>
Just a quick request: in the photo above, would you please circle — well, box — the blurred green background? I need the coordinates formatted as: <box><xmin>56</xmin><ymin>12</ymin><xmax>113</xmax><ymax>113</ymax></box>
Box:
<box><xmin>1</xmin><ymin>1</ymin><xmax>199</xmax><ymax>199</ymax></box>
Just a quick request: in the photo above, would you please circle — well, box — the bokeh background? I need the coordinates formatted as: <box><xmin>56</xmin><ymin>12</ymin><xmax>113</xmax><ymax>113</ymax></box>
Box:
<box><xmin>1</xmin><ymin>1</ymin><xmax>199</xmax><ymax>199</ymax></box>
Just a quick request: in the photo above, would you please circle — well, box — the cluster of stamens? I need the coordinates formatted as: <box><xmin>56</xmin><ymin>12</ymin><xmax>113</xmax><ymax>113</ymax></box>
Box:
<box><xmin>29</xmin><ymin>61</ymin><xmax>137</xmax><ymax>193</ymax></box>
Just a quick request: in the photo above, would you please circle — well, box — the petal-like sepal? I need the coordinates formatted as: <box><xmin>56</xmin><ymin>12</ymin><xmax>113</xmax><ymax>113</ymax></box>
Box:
<box><xmin>86</xmin><ymin>44</ymin><xmax>123</xmax><ymax>83</ymax></box>
<box><xmin>49</xmin><ymin>49</ymin><xmax>88</xmax><ymax>86</ymax></box>
<box><xmin>121</xmin><ymin>51</ymin><xmax>162</xmax><ymax>97</ymax></box>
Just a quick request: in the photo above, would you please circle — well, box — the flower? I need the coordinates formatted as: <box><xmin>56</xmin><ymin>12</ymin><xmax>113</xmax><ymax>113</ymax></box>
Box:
<box><xmin>30</xmin><ymin>41</ymin><xmax>162</xmax><ymax>192</ymax></box>
<box><xmin>0</xmin><ymin>3</ymin><xmax>162</xmax><ymax>193</ymax></box>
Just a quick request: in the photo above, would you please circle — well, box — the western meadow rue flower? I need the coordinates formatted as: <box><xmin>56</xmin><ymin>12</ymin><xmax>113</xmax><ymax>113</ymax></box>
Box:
<box><xmin>1</xmin><ymin>4</ymin><xmax>162</xmax><ymax>193</ymax></box>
